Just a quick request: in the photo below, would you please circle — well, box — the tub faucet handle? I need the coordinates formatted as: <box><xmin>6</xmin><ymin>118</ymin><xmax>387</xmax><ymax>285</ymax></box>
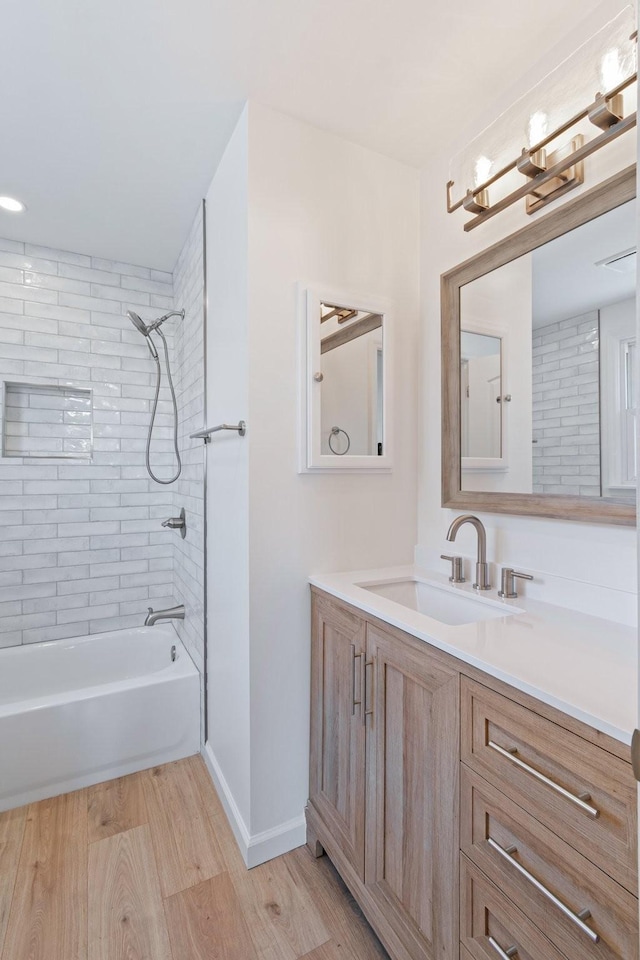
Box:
<box><xmin>161</xmin><ymin>507</ymin><xmax>186</xmax><ymax>539</ymax></box>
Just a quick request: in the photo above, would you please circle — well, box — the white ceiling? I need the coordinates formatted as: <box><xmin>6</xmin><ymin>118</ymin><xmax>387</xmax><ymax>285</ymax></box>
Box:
<box><xmin>0</xmin><ymin>0</ymin><xmax>609</xmax><ymax>269</ymax></box>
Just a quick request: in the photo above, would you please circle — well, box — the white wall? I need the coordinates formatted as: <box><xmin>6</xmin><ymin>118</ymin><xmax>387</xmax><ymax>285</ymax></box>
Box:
<box><xmin>417</xmin><ymin>7</ymin><xmax>637</xmax><ymax>626</ymax></box>
<box><xmin>204</xmin><ymin>109</ymin><xmax>252</xmax><ymax>831</ymax></box>
<box><xmin>204</xmin><ymin>102</ymin><xmax>420</xmax><ymax>860</ymax></box>
<box><xmin>247</xmin><ymin>102</ymin><xmax>419</xmax><ymax>839</ymax></box>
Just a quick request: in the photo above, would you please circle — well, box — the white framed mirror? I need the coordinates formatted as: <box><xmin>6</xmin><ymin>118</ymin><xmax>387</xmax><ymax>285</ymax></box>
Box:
<box><xmin>299</xmin><ymin>285</ymin><xmax>392</xmax><ymax>472</ymax></box>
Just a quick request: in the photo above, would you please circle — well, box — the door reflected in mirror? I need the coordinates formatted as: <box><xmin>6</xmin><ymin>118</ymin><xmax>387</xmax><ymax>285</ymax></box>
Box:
<box><xmin>460</xmin><ymin>332</ymin><xmax>502</xmax><ymax>460</ymax></box>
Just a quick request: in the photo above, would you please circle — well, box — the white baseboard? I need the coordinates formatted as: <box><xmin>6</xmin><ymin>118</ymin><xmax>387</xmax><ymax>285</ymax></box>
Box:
<box><xmin>245</xmin><ymin>812</ymin><xmax>308</xmax><ymax>869</ymax></box>
<box><xmin>202</xmin><ymin>742</ymin><xmax>306</xmax><ymax>868</ymax></box>
<box><xmin>201</xmin><ymin>741</ymin><xmax>251</xmax><ymax>857</ymax></box>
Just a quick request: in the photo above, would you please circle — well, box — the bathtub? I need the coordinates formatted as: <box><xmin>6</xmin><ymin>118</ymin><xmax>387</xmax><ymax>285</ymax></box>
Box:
<box><xmin>0</xmin><ymin>623</ymin><xmax>200</xmax><ymax>812</ymax></box>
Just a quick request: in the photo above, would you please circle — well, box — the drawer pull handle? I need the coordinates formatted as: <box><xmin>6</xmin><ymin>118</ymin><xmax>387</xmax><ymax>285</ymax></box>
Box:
<box><xmin>488</xmin><ymin>937</ymin><xmax>518</xmax><ymax>959</ymax></box>
<box><xmin>364</xmin><ymin>659</ymin><xmax>375</xmax><ymax>721</ymax></box>
<box><xmin>488</xmin><ymin>740</ymin><xmax>599</xmax><ymax>819</ymax></box>
<box><xmin>487</xmin><ymin>837</ymin><xmax>599</xmax><ymax>944</ymax></box>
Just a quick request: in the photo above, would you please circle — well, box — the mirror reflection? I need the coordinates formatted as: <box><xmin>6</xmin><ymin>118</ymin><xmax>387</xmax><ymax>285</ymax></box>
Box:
<box><xmin>459</xmin><ymin>198</ymin><xmax>636</xmax><ymax>500</ymax></box>
<box><xmin>319</xmin><ymin>301</ymin><xmax>384</xmax><ymax>456</ymax></box>
<box><xmin>460</xmin><ymin>332</ymin><xmax>502</xmax><ymax>460</ymax></box>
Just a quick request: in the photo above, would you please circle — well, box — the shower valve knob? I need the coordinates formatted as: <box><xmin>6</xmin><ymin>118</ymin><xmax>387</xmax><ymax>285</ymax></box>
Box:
<box><xmin>161</xmin><ymin>508</ymin><xmax>186</xmax><ymax>539</ymax></box>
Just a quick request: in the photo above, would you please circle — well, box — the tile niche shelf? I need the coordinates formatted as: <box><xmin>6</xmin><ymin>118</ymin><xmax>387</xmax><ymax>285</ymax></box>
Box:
<box><xmin>2</xmin><ymin>381</ymin><xmax>93</xmax><ymax>460</ymax></box>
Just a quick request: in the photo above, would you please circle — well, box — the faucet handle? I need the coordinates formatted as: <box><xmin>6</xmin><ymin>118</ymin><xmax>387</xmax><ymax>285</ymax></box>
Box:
<box><xmin>498</xmin><ymin>567</ymin><xmax>533</xmax><ymax>599</ymax></box>
<box><xmin>161</xmin><ymin>507</ymin><xmax>186</xmax><ymax>539</ymax></box>
<box><xmin>441</xmin><ymin>554</ymin><xmax>465</xmax><ymax>583</ymax></box>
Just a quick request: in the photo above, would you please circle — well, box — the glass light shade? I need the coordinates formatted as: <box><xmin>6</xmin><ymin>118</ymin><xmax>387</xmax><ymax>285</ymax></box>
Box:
<box><xmin>449</xmin><ymin>6</ymin><xmax>637</xmax><ymax>205</ymax></box>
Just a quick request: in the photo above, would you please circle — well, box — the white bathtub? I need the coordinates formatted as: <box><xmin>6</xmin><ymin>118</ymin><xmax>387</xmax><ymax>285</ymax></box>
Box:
<box><xmin>0</xmin><ymin>623</ymin><xmax>200</xmax><ymax>812</ymax></box>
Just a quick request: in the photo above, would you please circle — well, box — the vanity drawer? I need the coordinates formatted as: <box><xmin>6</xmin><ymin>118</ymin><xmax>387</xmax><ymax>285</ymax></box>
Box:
<box><xmin>461</xmin><ymin>677</ymin><xmax>637</xmax><ymax>892</ymax></box>
<box><xmin>461</xmin><ymin>767</ymin><xmax>638</xmax><ymax>960</ymax></box>
<box><xmin>461</xmin><ymin>854</ymin><xmax>568</xmax><ymax>960</ymax></box>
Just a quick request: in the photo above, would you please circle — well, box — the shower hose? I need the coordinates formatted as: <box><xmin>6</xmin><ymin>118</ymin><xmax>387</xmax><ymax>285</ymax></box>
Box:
<box><xmin>146</xmin><ymin>327</ymin><xmax>182</xmax><ymax>484</ymax></box>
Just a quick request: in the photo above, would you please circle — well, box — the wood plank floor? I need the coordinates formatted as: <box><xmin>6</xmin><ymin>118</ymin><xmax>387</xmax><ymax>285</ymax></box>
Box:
<box><xmin>0</xmin><ymin>756</ymin><xmax>389</xmax><ymax>960</ymax></box>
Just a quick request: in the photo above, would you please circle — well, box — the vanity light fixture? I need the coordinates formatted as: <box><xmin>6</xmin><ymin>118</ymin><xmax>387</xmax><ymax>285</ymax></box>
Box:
<box><xmin>447</xmin><ymin>8</ymin><xmax>637</xmax><ymax>231</ymax></box>
<box><xmin>0</xmin><ymin>196</ymin><xmax>26</xmax><ymax>213</ymax></box>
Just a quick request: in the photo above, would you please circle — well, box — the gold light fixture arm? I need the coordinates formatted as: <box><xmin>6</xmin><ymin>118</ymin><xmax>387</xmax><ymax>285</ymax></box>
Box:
<box><xmin>446</xmin><ymin>181</ymin><xmax>464</xmax><ymax>214</ymax></box>
<box><xmin>462</xmin><ymin>110</ymin><xmax>636</xmax><ymax>230</ymax></box>
<box><xmin>448</xmin><ymin>68</ymin><xmax>637</xmax><ymax>230</ymax></box>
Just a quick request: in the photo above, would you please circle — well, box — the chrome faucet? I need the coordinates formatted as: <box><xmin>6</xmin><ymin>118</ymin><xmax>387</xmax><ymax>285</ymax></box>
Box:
<box><xmin>145</xmin><ymin>604</ymin><xmax>185</xmax><ymax>626</ymax></box>
<box><xmin>446</xmin><ymin>515</ymin><xmax>491</xmax><ymax>591</ymax></box>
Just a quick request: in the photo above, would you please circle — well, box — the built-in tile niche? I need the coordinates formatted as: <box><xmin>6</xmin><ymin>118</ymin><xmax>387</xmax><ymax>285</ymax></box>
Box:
<box><xmin>2</xmin><ymin>381</ymin><xmax>93</xmax><ymax>459</ymax></box>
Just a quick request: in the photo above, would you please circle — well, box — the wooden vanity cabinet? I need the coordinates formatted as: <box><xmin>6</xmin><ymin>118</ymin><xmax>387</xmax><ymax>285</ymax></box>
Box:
<box><xmin>308</xmin><ymin>590</ymin><xmax>460</xmax><ymax>960</ymax></box>
<box><xmin>307</xmin><ymin>589</ymin><xmax>638</xmax><ymax>960</ymax></box>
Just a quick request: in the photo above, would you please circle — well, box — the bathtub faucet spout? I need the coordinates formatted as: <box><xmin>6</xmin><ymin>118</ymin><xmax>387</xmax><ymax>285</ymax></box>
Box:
<box><xmin>145</xmin><ymin>604</ymin><xmax>185</xmax><ymax>626</ymax></box>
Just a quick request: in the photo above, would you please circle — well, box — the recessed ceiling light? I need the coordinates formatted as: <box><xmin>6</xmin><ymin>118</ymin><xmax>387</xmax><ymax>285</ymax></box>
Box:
<box><xmin>0</xmin><ymin>196</ymin><xmax>26</xmax><ymax>213</ymax></box>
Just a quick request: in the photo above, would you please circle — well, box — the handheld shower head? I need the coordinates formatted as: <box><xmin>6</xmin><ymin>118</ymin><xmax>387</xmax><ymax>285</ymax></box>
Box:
<box><xmin>126</xmin><ymin>306</ymin><xmax>184</xmax><ymax>485</ymax></box>
<box><xmin>126</xmin><ymin>310</ymin><xmax>148</xmax><ymax>335</ymax></box>
<box><xmin>127</xmin><ymin>310</ymin><xmax>159</xmax><ymax>359</ymax></box>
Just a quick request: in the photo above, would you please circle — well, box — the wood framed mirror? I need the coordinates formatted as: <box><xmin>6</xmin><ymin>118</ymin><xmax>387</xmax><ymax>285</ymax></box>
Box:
<box><xmin>442</xmin><ymin>165</ymin><xmax>636</xmax><ymax>526</ymax></box>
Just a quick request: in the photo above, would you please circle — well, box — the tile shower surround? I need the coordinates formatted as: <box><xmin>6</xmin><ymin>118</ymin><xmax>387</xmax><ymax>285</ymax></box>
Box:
<box><xmin>0</xmin><ymin>235</ymin><xmax>196</xmax><ymax>647</ymax></box>
<box><xmin>532</xmin><ymin>310</ymin><xmax>600</xmax><ymax>496</ymax></box>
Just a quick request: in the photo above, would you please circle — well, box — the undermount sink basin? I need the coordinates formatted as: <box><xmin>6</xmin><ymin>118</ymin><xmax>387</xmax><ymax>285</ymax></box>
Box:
<box><xmin>358</xmin><ymin>578</ymin><xmax>521</xmax><ymax>626</ymax></box>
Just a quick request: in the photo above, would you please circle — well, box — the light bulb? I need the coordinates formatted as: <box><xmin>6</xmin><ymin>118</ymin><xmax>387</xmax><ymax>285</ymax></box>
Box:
<box><xmin>600</xmin><ymin>47</ymin><xmax>624</xmax><ymax>91</ymax></box>
<box><xmin>474</xmin><ymin>156</ymin><xmax>493</xmax><ymax>187</ymax></box>
<box><xmin>527</xmin><ymin>111</ymin><xmax>548</xmax><ymax>147</ymax></box>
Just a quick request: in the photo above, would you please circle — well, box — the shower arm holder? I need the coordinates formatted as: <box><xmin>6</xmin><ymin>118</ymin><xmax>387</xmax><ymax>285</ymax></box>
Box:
<box><xmin>190</xmin><ymin>421</ymin><xmax>247</xmax><ymax>444</ymax></box>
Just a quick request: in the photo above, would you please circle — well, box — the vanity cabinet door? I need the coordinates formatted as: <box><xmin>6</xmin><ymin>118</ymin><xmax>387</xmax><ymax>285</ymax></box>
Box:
<box><xmin>308</xmin><ymin>593</ymin><xmax>367</xmax><ymax>879</ymax></box>
<box><xmin>364</xmin><ymin>623</ymin><xmax>460</xmax><ymax>960</ymax></box>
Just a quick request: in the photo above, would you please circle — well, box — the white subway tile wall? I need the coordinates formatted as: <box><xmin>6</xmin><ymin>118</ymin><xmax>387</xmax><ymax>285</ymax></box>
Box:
<box><xmin>0</xmin><ymin>240</ymin><xmax>177</xmax><ymax>646</ymax></box>
<box><xmin>532</xmin><ymin>310</ymin><xmax>601</xmax><ymax>496</ymax></box>
<box><xmin>171</xmin><ymin>206</ymin><xmax>206</xmax><ymax>676</ymax></box>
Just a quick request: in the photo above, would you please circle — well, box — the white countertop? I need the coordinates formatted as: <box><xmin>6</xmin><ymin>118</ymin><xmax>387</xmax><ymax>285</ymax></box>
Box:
<box><xmin>309</xmin><ymin>565</ymin><xmax>637</xmax><ymax>745</ymax></box>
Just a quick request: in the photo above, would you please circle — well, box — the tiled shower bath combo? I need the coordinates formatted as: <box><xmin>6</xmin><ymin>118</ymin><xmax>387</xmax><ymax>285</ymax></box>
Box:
<box><xmin>0</xmin><ymin>206</ymin><xmax>205</xmax><ymax>808</ymax></box>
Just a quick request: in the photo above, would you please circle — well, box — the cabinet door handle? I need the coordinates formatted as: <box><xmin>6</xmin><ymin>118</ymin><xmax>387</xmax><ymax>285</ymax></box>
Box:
<box><xmin>364</xmin><ymin>659</ymin><xmax>375</xmax><ymax>722</ymax></box>
<box><xmin>487</xmin><ymin>837</ymin><xmax>599</xmax><ymax>943</ymax></box>
<box><xmin>488</xmin><ymin>740</ymin><xmax>599</xmax><ymax>818</ymax></box>
<box><xmin>488</xmin><ymin>936</ymin><xmax>518</xmax><ymax>959</ymax></box>
<box><xmin>352</xmin><ymin>651</ymin><xmax>363</xmax><ymax>715</ymax></box>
